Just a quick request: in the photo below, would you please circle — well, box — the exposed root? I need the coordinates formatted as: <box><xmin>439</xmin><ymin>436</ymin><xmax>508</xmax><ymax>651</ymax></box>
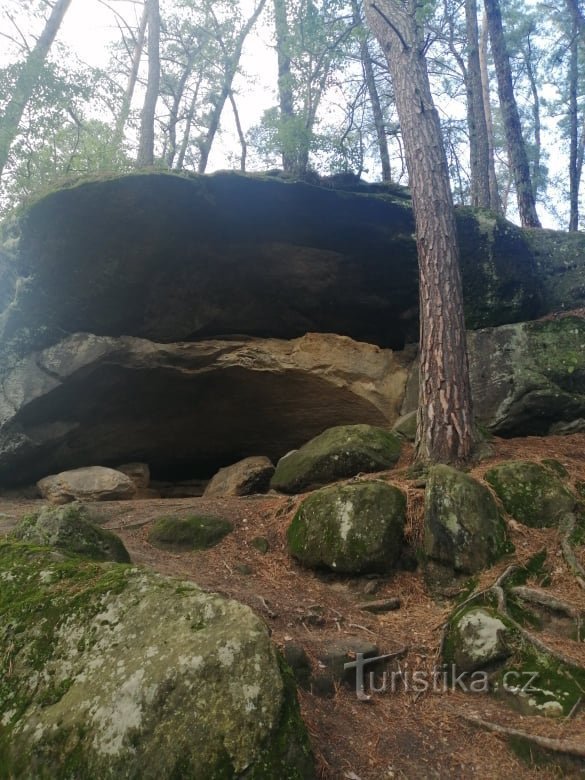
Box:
<box><xmin>559</xmin><ymin>512</ymin><xmax>585</xmax><ymax>590</ymax></box>
<box><xmin>459</xmin><ymin>712</ymin><xmax>585</xmax><ymax>759</ymax></box>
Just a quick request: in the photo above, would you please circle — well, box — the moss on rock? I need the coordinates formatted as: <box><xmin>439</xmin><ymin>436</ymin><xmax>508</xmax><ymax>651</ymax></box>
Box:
<box><xmin>287</xmin><ymin>480</ymin><xmax>406</xmax><ymax>574</ymax></box>
<box><xmin>484</xmin><ymin>460</ymin><xmax>576</xmax><ymax>528</ymax></box>
<box><xmin>148</xmin><ymin>514</ymin><xmax>233</xmax><ymax>550</ymax></box>
<box><xmin>424</xmin><ymin>465</ymin><xmax>511</xmax><ymax>574</ymax></box>
<box><xmin>271</xmin><ymin>424</ymin><xmax>402</xmax><ymax>494</ymax></box>
<box><xmin>0</xmin><ymin>540</ymin><xmax>314</xmax><ymax>778</ymax></box>
<box><xmin>9</xmin><ymin>503</ymin><xmax>130</xmax><ymax>563</ymax></box>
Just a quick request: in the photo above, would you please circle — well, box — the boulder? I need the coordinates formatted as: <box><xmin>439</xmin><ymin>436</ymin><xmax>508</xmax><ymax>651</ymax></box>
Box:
<box><xmin>484</xmin><ymin>460</ymin><xmax>576</xmax><ymax>527</ymax></box>
<box><xmin>0</xmin><ymin>332</ymin><xmax>406</xmax><ymax>487</ymax></box>
<box><xmin>446</xmin><ymin>607</ymin><xmax>511</xmax><ymax>673</ymax></box>
<box><xmin>116</xmin><ymin>461</ymin><xmax>150</xmax><ymax>488</ymax></box>
<box><xmin>403</xmin><ymin>317</ymin><xmax>585</xmax><ymax>437</ymax></box>
<box><xmin>204</xmin><ymin>456</ymin><xmax>275</xmax><ymax>497</ymax></box>
<box><xmin>287</xmin><ymin>481</ymin><xmax>406</xmax><ymax>574</ymax></box>
<box><xmin>271</xmin><ymin>424</ymin><xmax>402</xmax><ymax>494</ymax></box>
<box><xmin>9</xmin><ymin>503</ymin><xmax>130</xmax><ymax>563</ymax></box>
<box><xmin>0</xmin><ymin>540</ymin><xmax>314</xmax><ymax>778</ymax></box>
<box><xmin>147</xmin><ymin>515</ymin><xmax>234</xmax><ymax>551</ymax></box>
<box><xmin>424</xmin><ymin>465</ymin><xmax>511</xmax><ymax>574</ymax></box>
<box><xmin>37</xmin><ymin>466</ymin><xmax>136</xmax><ymax>504</ymax></box>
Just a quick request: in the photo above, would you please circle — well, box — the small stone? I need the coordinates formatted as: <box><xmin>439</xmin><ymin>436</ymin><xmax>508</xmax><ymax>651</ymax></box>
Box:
<box><xmin>356</xmin><ymin>598</ymin><xmax>401</xmax><ymax>614</ymax></box>
<box><xmin>235</xmin><ymin>563</ymin><xmax>253</xmax><ymax>576</ymax></box>
<box><xmin>251</xmin><ymin>536</ymin><xmax>270</xmax><ymax>554</ymax></box>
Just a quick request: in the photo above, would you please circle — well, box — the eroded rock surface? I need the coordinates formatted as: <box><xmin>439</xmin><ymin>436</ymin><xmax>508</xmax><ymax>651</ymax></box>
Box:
<box><xmin>37</xmin><ymin>466</ymin><xmax>136</xmax><ymax>504</ymax></box>
<box><xmin>0</xmin><ymin>541</ymin><xmax>314</xmax><ymax>778</ymax></box>
<box><xmin>204</xmin><ymin>456</ymin><xmax>275</xmax><ymax>497</ymax></box>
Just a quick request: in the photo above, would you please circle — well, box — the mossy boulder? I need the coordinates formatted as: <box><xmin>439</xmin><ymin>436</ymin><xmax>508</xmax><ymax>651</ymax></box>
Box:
<box><xmin>484</xmin><ymin>460</ymin><xmax>576</xmax><ymax>528</ymax></box>
<box><xmin>0</xmin><ymin>540</ymin><xmax>314</xmax><ymax>778</ymax></box>
<box><xmin>443</xmin><ymin>599</ymin><xmax>585</xmax><ymax>718</ymax></box>
<box><xmin>446</xmin><ymin>607</ymin><xmax>511</xmax><ymax>673</ymax></box>
<box><xmin>424</xmin><ymin>465</ymin><xmax>511</xmax><ymax>574</ymax></box>
<box><xmin>148</xmin><ymin>515</ymin><xmax>233</xmax><ymax>551</ymax></box>
<box><xmin>9</xmin><ymin>503</ymin><xmax>130</xmax><ymax>563</ymax></box>
<box><xmin>287</xmin><ymin>480</ymin><xmax>406</xmax><ymax>574</ymax></box>
<box><xmin>392</xmin><ymin>411</ymin><xmax>417</xmax><ymax>441</ymax></box>
<box><xmin>271</xmin><ymin>424</ymin><xmax>402</xmax><ymax>494</ymax></box>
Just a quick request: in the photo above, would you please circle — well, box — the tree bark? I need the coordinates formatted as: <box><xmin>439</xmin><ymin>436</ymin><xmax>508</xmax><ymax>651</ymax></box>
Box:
<box><xmin>479</xmin><ymin>11</ymin><xmax>501</xmax><ymax>212</ymax></box>
<box><xmin>137</xmin><ymin>0</ymin><xmax>160</xmax><ymax>168</ymax></box>
<box><xmin>113</xmin><ymin>1</ymin><xmax>148</xmax><ymax>152</ymax></box>
<box><xmin>273</xmin><ymin>0</ymin><xmax>296</xmax><ymax>173</ymax></box>
<box><xmin>351</xmin><ymin>0</ymin><xmax>391</xmax><ymax>182</ymax></box>
<box><xmin>365</xmin><ymin>0</ymin><xmax>475</xmax><ymax>465</ymax></box>
<box><xmin>483</xmin><ymin>0</ymin><xmax>540</xmax><ymax>227</ymax></box>
<box><xmin>465</xmin><ymin>0</ymin><xmax>490</xmax><ymax>208</ymax></box>
<box><xmin>0</xmin><ymin>0</ymin><xmax>74</xmax><ymax>182</ymax></box>
<box><xmin>568</xmin><ymin>7</ymin><xmax>580</xmax><ymax>231</ymax></box>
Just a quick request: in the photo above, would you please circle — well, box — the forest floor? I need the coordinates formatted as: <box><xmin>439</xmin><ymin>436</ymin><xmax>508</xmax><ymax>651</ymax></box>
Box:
<box><xmin>1</xmin><ymin>434</ymin><xmax>585</xmax><ymax>779</ymax></box>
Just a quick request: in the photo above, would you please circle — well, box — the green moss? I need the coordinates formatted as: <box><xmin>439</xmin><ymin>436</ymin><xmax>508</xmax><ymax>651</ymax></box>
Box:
<box><xmin>0</xmin><ymin>540</ymin><xmax>132</xmax><ymax>759</ymax></box>
<box><xmin>485</xmin><ymin>461</ymin><xmax>576</xmax><ymax>528</ymax></box>
<box><xmin>272</xmin><ymin>424</ymin><xmax>402</xmax><ymax>494</ymax></box>
<box><xmin>148</xmin><ymin>515</ymin><xmax>233</xmax><ymax>551</ymax></box>
<box><xmin>287</xmin><ymin>481</ymin><xmax>406</xmax><ymax>574</ymax></box>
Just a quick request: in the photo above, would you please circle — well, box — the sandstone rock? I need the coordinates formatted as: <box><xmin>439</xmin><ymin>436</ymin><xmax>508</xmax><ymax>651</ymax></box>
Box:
<box><xmin>272</xmin><ymin>424</ymin><xmax>402</xmax><ymax>494</ymax></box>
<box><xmin>318</xmin><ymin>638</ymin><xmax>380</xmax><ymax>686</ymax></box>
<box><xmin>9</xmin><ymin>503</ymin><xmax>130</xmax><ymax>563</ymax></box>
<box><xmin>37</xmin><ymin>466</ymin><xmax>136</xmax><ymax>504</ymax></box>
<box><xmin>447</xmin><ymin>607</ymin><xmax>511</xmax><ymax>673</ymax></box>
<box><xmin>148</xmin><ymin>515</ymin><xmax>233</xmax><ymax>551</ymax></box>
<box><xmin>484</xmin><ymin>460</ymin><xmax>576</xmax><ymax>527</ymax></box>
<box><xmin>402</xmin><ymin>317</ymin><xmax>585</xmax><ymax>437</ymax></box>
<box><xmin>116</xmin><ymin>461</ymin><xmax>150</xmax><ymax>488</ymax></box>
<box><xmin>392</xmin><ymin>411</ymin><xmax>417</xmax><ymax>441</ymax></box>
<box><xmin>0</xmin><ymin>332</ymin><xmax>405</xmax><ymax>487</ymax></box>
<box><xmin>0</xmin><ymin>541</ymin><xmax>314</xmax><ymax>778</ymax></box>
<box><xmin>424</xmin><ymin>465</ymin><xmax>511</xmax><ymax>574</ymax></box>
<box><xmin>204</xmin><ymin>456</ymin><xmax>275</xmax><ymax>497</ymax></box>
<box><xmin>0</xmin><ymin>172</ymin><xmax>553</xmax><ymax>377</ymax></box>
<box><xmin>287</xmin><ymin>481</ymin><xmax>406</xmax><ymax>574</ymax></box>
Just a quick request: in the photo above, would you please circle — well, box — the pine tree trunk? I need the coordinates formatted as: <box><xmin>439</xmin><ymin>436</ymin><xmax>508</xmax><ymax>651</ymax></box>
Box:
<box><xmin>351</xmin><ymin>0</ymin><xmax>391</xmax><ymax>182</ymax></box>
<box><xmin>0</xmin><ymin>0</ymin><xmax>74</xmax><ymax>182</ymax></box>
<box><xmin>465</xmin><ymin>0</ymin><xmax>490</xmax><ymax>208</ymax></box>
<box><xmin>114</xmin><ymin>1</ymin><xmax>148</xmax><ymax>152</ymax></box>
<box><xmin>569</xmin><ymin>19</ymin><xmax>579</xmax><ymax>232</ymax></box>
<box><xmin>365</xmin><ymin>0</ymin><xmax>475</xmax><ymax>465</ymax></box>
<box><xmin>137</xmin><ymin>0</ymin><xmax>161</xmax><ymax>168</ymax></box>
<box><xmin>479</xmin><ymin>11</ymin><xmax>501</xmax><ymax>212</ymax></box>
<box><xmin>483</xmin><ymin>0</ymin><xmax>540</xmax><ymax>227</ymax></box>
<box><xmin>273</xmin><ymin>0</ymin><xmax>296</xmax><ymax>173</ymax></box>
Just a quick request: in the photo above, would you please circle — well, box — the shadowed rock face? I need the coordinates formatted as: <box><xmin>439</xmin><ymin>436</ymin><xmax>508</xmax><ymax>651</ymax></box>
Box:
<box><xmin>0</xmin><ymin>171</ymin><xmax>550</xmax><ymax>371</ymax></box>
<box><xmin>0</xmin><ymin>333</ymin><xmax>405</xmax><ymax>486</ymax></box>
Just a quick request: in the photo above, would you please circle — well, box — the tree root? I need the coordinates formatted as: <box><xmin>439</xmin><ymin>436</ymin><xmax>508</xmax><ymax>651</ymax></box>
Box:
<box><xmin>459</xmin><ymin>712</ymin><xmax>585</xmax><ymax>759</ymax></box>
<box><xmin>559</xmin><ymin>512</ymin><xmax>585</xmax><ymax>590</ymax></box>
<box><xmin>510</xmin><ymin>586</ymin><xmax>581</xmax><ymax>620</ymax></box>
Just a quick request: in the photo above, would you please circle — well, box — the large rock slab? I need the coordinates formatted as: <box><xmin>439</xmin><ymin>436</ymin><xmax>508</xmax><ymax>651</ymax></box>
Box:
<box><xmin>0</xmin><ymin>172</ymin><xmax>554</xmax><ymax>369</ymax></box>
<box><xmin>287</xmin><ymin>480</ymin><xmax>406</xmax><ymax>574</ymax></box>
<box><xmin>403</xmin><ymin>316</ymin><xmax>585</xmax><ymax>437</ymax></box>
<box><xmin>0</xmin><ymin>540</ymin><xmax>314</xmax><ymax>778</ymax></box>
<box><xmin>271</xmin><ymin>424</ymin><xmax>402</xmax><ymax>494</ymax></box>
<box><xmin>0</xmin><ymin>332</ymin><xmax>407</xmax><ymax>487</ymax></box>
<box><xmin>424</xmin><ymin>465</ymin><xmax>511</xmax><ymax>574</ymax></box>
<box><xmin>37</xmin><ymin>466</ymin><xmax>137</xmax><ymax>504</ymax></box>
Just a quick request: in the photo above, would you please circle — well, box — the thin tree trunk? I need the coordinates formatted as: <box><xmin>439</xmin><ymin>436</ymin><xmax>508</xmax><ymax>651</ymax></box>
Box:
<box><xmin>273</xmin><ymin>0</ymin><xmax>296</xmax><ymax>173</ymax></box>
<box><xmin>165</xmin><ymin>59</ymin><xmax>194</xmax><ymax>168</ymax></box>
<box><xmin>197</xmin><ymin>0</ymin><xmax>267</xmax><ymax>174</ymax></box>
<box><xmin>113</xmin><ymin>1</ymin><xmax>148</xmax><ymax>151</ymax></box>
<box><xmin>365</xmin><ymin>0</ymin><xmax>475</xmax><ymax>465</ymax></box>
<box><xmin>229</xmin><ymin>92</ymin><xmax>247</xmax><ymax>172</ymax></box>
<box><xmin>465</xmin><ymin>0</ymin><xmax>490</xmax><ymax>208</ymax></box>
<box><xmin>479</xmin><ymin>11</ymin><xmax>501</xmax><ymax>212</ymax></box>
<box><xmin>176</xmin><ymin>79</ymin><xmax>202</xmax><ymax>170</ymax></box>
<box><xmin>351</xmin><ymin>0</ymin><xmax>391</xmax><ymax>182</ymax></box>
<box><xmin>0</xmin><ymin>0</ymin><xmax>74</xmax><ymax>181</ymax></box>
<box><xmin>569</xmin><ymin>16</ymin><xmax>579</xmax><ymax>231</ymax></box>
<box><xmin>483</xmin><ymin>0</ymin><xmax>540</xmax><ymax>227</ymax></box>
<box><xmin>523</xmin><ymin>33</ymin><xmax>541</xmax><ymax>201</ymax></box>
<box><xmin>136</xmin><ymin>0</ymin><xmax>160</xmax><ymax>168</ymax></box>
